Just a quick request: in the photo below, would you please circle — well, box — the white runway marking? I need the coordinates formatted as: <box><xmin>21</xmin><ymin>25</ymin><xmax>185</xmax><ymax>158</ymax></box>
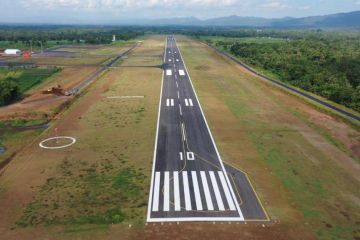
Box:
<box><xmin>181</xmin><ymin>123</ymin><xmax>186</xmax><ymax>140</ymax></box>
<box><xmin>164</xmin><ymin>172</ymin><xmax>170</xmax><ymax>211</ymax></box>
<box><xmin>179</xmin><ymin>152</ymin><xmax>183</xmax><ymax>160</ymax></box>
<box><xmin>177</xmin><ymin>91</ymin><xmax>180</xmax><ymax>99</ymax></box>
<box><xmin>186</xmin><ymin>152</ymin><xmax>195</xmax><ymax>160</ymax></box>
<box><xmin>166</xmin><ymin>69</ymin><xmax>172</xmax><ymax>76</ymax></box>
<box><xmin>179</xmin><ymin>104</ymin><xmax>183</xmax><ymax>116</ymax></box>
<box><xmin>169</xmin><ymin>59</ymin><xmax>172</xmax><ymax>62</ymax></box>
<box><xmin>152</xmin><ymin>172</ymin><xmax>161</xmax><ymax>211</ymax></box>
<box><xmin>166</xmin><ymin>98</ymin><xmax>174</xmax><ymax>107</ymax></box>
<box><xmin>200</xmin><ymin>171</ymin><xmax>214</xmax><ymax>210</ymax></box>
<box><xmin>176</xmin><ymin>81</ymin><xmax>178</xmax><ymax>88</ymax></box>
<box><xmin>176</xmin><ymin>59</ymin><xmax>179</xmax><ymax>62</ymax></box>
<box><xmin>209</xmin><ymin>171</ymin><xmax>225</xmax><ymax>211</ymax></box>
<box><xmin>182</xmin><ymin>171</ymin><xmax>192</xmax><ymax>210</ymax></box>
<box><xmin>189</xmin><ymin>99</ymin><xmax>193</xmax><ymax>106</ymax></box>
<box><xmin>184</xmin><ymin>98</ymin><xmax>193</xmax><ymax>107</ymax></box>
<box><xmin>179</xmin><ymin>70</ymin><xmax>185</xmax><ymax>76</ymax></box>
<box><xmin>191</xmin><ymin>171</ymin><xmax>203</xmax><ymax>210</ymax></box>
<box><xmin>174</xmin><ymin>171</ymin><xmax>181</xmax><ymax>211</ymax></box>
<box><xmin>218</xmin><ymin>171</ymin><xmax>236</xmax><ymax>211</ymax></box>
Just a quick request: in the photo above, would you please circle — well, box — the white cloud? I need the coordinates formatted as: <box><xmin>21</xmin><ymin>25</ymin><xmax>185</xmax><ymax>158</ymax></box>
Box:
<box><xmin>299</xmin><ymin>5</ymin><xmax>310</xmax><ymax>10</ymax></box>
<box><xmin>22</xmin><ymin>0</ymin><xmax>238</xmax><ymax>10</ymax></box>
<box><xmin>261</xmin><ymin>1</ymin><xmax>289</xmax><ymax>9</ymax></box>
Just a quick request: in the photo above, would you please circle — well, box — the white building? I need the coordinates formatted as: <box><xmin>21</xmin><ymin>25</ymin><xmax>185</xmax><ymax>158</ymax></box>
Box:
<box><xmin>112</xmin><ymin>35</ymin><xmax>116</xmax><ymax>42</ymax></box>
<box><xmin>4</xmin><ymin>49</ymin><xmax>22</xmax><ymax>55</ymax></box>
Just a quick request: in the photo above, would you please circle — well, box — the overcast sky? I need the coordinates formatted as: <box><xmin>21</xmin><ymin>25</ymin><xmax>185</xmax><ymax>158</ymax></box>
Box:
<box><xmin>1</xmin><ymin>0</ymin><xmax>360</xmax><ymax>24</ymax></box>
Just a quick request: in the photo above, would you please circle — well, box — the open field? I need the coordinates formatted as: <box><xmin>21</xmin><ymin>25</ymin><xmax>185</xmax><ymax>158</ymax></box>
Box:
<box><xmin>0</xmin><ymin>67</ymin><xmax>60</xmax><ymax>93</ymax></box>
<box><xmin>0</xmin><ymin>35</ymin><xmax>359</xmax><ymax>240</ymax></box>
<box><xmin>0</xmin><ymin>35</ymin><xmax>163</xmax><ymax>239</ymax></box>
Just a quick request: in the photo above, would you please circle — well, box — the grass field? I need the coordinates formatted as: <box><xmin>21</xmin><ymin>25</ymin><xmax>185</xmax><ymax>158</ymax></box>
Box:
<box><xmin>0</xmin><ymin>36</ymin><xmax>163</xmax><ymax>239</ymax></box>
<box><xmin>0</xmin><ymin>68</ymin><xmax>60</xmax><ymax>93</ymax></box>
<box><xmin>177</xmin><ymin>36</ymin><xmax>360</xmax><ymax>240</ymax></box>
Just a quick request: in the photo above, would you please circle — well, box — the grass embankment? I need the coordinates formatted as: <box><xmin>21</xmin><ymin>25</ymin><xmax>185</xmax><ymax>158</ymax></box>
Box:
<box><xmin>14</xmin><ymin>36</ymin><xmax>163</xmax><ymax>229</ymax></box>
<box><xmin>178</xmin><ymin>36</ymin><xmax>360</xmax><ymax>240</ymax></box>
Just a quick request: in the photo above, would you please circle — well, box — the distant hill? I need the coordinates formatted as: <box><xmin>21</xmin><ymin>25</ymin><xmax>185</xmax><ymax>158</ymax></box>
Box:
<box><xmin>124</xmin><ymin>11</ymin><xmax>360</xmax><ymax>28</ymax></box>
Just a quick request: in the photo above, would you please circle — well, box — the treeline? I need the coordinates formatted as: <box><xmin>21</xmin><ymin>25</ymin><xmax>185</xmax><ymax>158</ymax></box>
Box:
<box><xmin>0</xmin><ymin>68</ymin><xmax>59</xmax><ymax>106</ymax></box>
<box><xmin>0</xmin><ymin>76</ymin><xmax>20</xmax><ymax>106</ymax></box>
<box><xmin>0</xmin><ymin>26</ymin><xmax>144</xmax><ymax>45</ymax></box>
<box><xmin>207</xmin><ymin>37</ymin><xmax>360</xmax><ymax>111</ymax></box>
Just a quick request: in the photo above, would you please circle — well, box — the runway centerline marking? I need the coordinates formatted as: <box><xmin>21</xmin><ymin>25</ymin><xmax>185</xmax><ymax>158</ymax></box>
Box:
<box><xmin>179</xmin><ymin>104</ymin><xmax>183</xmax><ymax>116</ymax></box>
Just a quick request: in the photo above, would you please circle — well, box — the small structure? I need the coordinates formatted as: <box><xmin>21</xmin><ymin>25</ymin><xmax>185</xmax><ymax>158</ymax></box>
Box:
<box><xmin>4</xmin><ymin>49</ymin><xmax>22</xmax><ymax>55</ymax></box>
<box><xmin>112</xmin><ymin>35</ymin><xmax>116</xmax><ymax>42</ymax></box>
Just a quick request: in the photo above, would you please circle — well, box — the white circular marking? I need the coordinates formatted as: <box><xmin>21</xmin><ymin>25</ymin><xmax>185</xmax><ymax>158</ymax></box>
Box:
<box><xmin>39</xmin><ymin>136</ymin><xmax>76</xmax><ymax>149</ymax></box>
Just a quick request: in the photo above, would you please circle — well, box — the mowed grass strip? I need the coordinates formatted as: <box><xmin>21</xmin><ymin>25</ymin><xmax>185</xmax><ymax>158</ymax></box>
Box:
<box><xmin>16</xmin><ymin>37</ymin><xmax>163</xmax><ymax>227</ymax></box>
<box><xmin>177</xmin><ymin>36</ymin><xmax>360</xmax><ymax>240</ymax></box>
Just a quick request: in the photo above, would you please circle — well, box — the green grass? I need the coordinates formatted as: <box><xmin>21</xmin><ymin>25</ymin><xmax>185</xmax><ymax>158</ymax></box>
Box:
<box><xmin>16</xmin><ymin>157</ymin><xmax>148</xmax><ymax>227</ymax></box>
<box><xmin>0</xmin><ymin>67</ymin><xmax>60</xmax><ymax>93</ymax></box>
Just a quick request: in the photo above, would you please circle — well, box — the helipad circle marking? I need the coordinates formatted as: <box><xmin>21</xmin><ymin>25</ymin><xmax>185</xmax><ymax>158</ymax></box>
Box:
<box><xmin>39</xmin><ymin>136</ymin><xmax>76</xmax><ymax>149</ymax></box>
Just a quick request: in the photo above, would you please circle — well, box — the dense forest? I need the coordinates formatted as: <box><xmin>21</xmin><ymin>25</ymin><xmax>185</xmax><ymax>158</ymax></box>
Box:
<box><xmin>0</xmin><ymin>26</ymin><xmax>144</xmax><ymax>48</ymax></box>
<box><xmin>202</xmin><ymin>35</ymin><xmax>360</xmax><ymax>112</ymax></box>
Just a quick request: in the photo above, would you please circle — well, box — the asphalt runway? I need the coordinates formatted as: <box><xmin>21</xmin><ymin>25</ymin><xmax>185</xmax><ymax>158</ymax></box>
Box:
<box><xmin>147</xmin><ymin>36</ymin><xmax>268</xmax><ymax>222</ymax></box>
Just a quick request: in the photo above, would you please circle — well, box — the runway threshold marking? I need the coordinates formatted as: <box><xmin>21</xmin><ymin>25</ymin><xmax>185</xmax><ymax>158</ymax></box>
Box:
<box><xmin>192</xmin><ymin>171</ymin><xmax>203</xmax><ymax>210</ymax></box>
<box><xmin>209</xmin><ymin>171</ymin><xmax>225</xmax><ymax>211</ymax></box>
<box><xmin>179</xmin><ymin>70</ymin><xmax>185</xmax><ymax>76</ymax></box>
<box><xmin>200</xmin><ymin>171</ymin><xmax>214</xmax><ymax>210</ymax></box>
<box><xmin>152</xmin><ymin>172</ymin><xmax>161</xmax><ymax>212</ymax></box>
<box><xmin>174</xmin><ymin>171</ymin><xmax>181</xmax><ymax>211</ymax></box>
<box><xmin>218</xmin><ymin>171</ymin><xmax>236</xmax><ymax>210</ymax></box>
<box><xmin>166</xmin><ymin>69</ymin><xmax>172</xmax><ymax>76</ymax></box>
<box><xmin>164</xmin><ymin>172</ymin><xmax>170</xmax><ymax>211</ymax></box>
<box><xmin>182</xmin><ymin>171</ymin><xmax>192</xmax><ymax>210</ymax></box>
